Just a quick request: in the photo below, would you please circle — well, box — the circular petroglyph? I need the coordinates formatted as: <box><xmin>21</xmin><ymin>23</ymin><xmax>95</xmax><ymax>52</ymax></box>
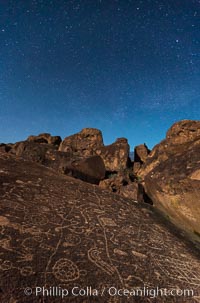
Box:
<box><xmin>52</xmin><ymin>258</ymin><xmax>80</xmax><ymax>282</ymax></box>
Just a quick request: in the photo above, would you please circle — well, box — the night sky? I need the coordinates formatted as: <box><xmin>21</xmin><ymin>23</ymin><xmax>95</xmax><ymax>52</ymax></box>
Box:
<box><xmin>0</xmin><ymin>0</ymin><xmax>199</xmax><ymax>149</ymax></box>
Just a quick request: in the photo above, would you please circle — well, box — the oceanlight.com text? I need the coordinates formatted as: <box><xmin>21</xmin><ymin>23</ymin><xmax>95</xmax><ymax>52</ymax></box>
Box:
<box><xmin>24</xmin><ymin>285</ymin><xmax>195</xmax><ymax>299</ymax></box>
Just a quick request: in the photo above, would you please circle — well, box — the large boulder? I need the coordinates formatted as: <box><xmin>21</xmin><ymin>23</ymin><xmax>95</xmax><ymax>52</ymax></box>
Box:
<box><xmin>59</xmin><ymin>128</ymin><xmax>103</xmax><ymax>156</ymax></box>
<box><xmin>64</xmin><ymin>155</ymin><xmax>106</xmax><ymax>184</ymax></box>
<box><xmin>11</xmin><ymin>141</ymin><xmax>105</xmax><ymax>185</ymax></box>
<box><xmin>96</xmin><ymin>138</ymin><xmax>131</xmax><ymax>172</ymax></box>
<box><xmin>166</xmin><ymin>119</ymin><xmax>200</xmax><ymax>144</ymax></box>
<box><xmin>12</xmin><ymin>141</ymin><xmax>57</xmax><ymax>163</ymax></box>
<box><xmin>27</xmin><ymin>133</ymin><xmax>62</xmax><ymax>146</ymax></box>
<box><xmin>59</xmin><ymin>130</ymin><xmax>131</xmax><ymax>173</ymax></box>
<box><xmin>141</xmin><ymin>120</ymin><xmax>200</xmax><ymax>178</ymax></box>
<box><xmin>140</xmin><ymin>120</ymin><xmax>200</xmax><ymax>238</ymax></box>
<box><xmin>0</xmin><ymin>143</ymin><xmax>12</xmax><ymax>153</ymax></box>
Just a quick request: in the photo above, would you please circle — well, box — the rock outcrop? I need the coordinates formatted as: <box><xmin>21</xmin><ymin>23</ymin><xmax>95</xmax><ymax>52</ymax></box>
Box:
<box><xmin>96</xmin><ymin>138</ymin><xmax>131</xmax><ymax>172</ymax></box>
<box><xmin>60</xmin><ymin>131</ymin><xmax>131</xmax><ymax>173</ymax></box>
<box><xmin>12</xmin><ymin>141</ymin><xmax>57</xmax><ymax>162</ymax></box>
<box><xmin>64</xmin><ymin>155</ymin><xmax>106</xmax><ymax>184</ymax></box>
<box><xmin>11</xmin><ymin>141</ymin><xmax>105</xmax><ymax>185</ymax></box>
<box><xmin>133</xmin><ymin>144</ymin><xmax>150</xmax><ymax>174</ymax></box>
<box><xmin>8</xmin><ymin>129</ymin><xmax>132</xmax><ymax>189</ymax></box>
<box><xmin>59</xmin><ymin>128</ymin><xmax>104</xmax><ymax>156</ymax></box>
<box><xmin>27</xmin><ymin>133</ymin><xmax>62</xmax><ymax>146</ymax></box>
<box><xmin>140</xmin><ymin>120</ymin><xmax>200</xmax><ymax>238</ymax></box>
<box><xmin>1</xmin><ymin>120</ymin><xmax>200</xmax><ymax>241</ymax></box>
<box><xmin>134</xmin><ymin>143</ymin><xmax>150</xmax><ymax>164</ymax></box>
<box><xmin>0</xmin><ymin>153</ymin><xmax>200</xmax><ymax>303</ymax></box>
<box><xmin>0</xmin><ymin>143</ymin><xmax>12</xmax><ymax>153</ymax></box>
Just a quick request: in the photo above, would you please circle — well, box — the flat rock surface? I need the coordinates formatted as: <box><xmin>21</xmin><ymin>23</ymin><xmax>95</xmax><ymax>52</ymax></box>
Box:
<box><xmin>0</xmin><ymin>154</ymin><xmax>200</xmax><ymax>302</ymax></box>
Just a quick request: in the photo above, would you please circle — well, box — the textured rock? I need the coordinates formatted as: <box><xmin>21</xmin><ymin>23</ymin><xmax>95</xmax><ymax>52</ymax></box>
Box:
<box><xmin>12</xmin><ymin>144</ymin><xmax>105</xmax><ymax>185</ymax></box>
<box><xmin>141</xmin><ymin>120</ymin><xmax>200</xmax><ymax>178</ymax></box>
<box><xmin>140</xmin><ymin>120</ymin><xmax>200</xmax><ymax>237</ymax></box>
<box><xmin>59</xmin><ymin>128</ymin><xmax>104</xmax><ymax>156</ymax></box>
<box><xmin>27</xmin><ymin>133</ymin><xmax>62</xmax><ymax>146</ymax></box>
<box><xmin>133</xmin><ymin>162</ymin><xmax>141</xmax><ymax>174</ymax></box>
<box><xmin>134</xmin><ymin>144</ymin><xmax>150</xmax><ymax>164</ymax></box>
<box><xmin>166</xmin><ymin>120</ymin><xmax>200</xmax><ymax>144</ymax></box>
<box><xmin>96</xmin><ymin>138</ymin><xmax>131</xmax><ymax>172</ymax></box>
<box><xmin>99</xmin><ymin>174</ymin><xmax>128</xmax><ymax>193</ymax></box>
<box><xmin>12</xmin><ymin>141</ymin><xmax>57</xmax><ymax>163</ymax></box>
<box><xmin>99</xmin><ymin>169</ymin><xmax>134</xmax><ymax>194</ymax></box>
<box><xmin>59</xmin><ymin>130</ymin><xmax>130</xmax><ymax>173</ymax></box>
<box><xmin>0</xmin><ymin>154</ymin><xmax>200</xmax><ymax>303</ymax></box>
<box><xmin>119</xmin><ymin>182</ymin><xmax>138</xmax><ymax>200</ymax></box>
<box><xmin>64</xmin><ymin>155</ymin><xmax>106</xmax><ymax>184</ymax></box>
<box><xmin>0</xmin><ymin>143</ymin><xmax>12</xmax><ymax>153</ymax></box>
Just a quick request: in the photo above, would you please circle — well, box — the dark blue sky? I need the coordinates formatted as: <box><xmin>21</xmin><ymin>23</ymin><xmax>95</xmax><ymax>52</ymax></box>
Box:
<box><xmin>0</xmin><ymin>0</ymin><xmax>199</xmax><ymax>149</ymax></box>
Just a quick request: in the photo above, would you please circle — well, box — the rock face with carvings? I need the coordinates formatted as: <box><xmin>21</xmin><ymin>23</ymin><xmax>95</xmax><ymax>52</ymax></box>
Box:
<box><xmin>0</xmin><ymin>152</ymin><xmax>200</xmax><ymax>303</ymax></box>
<box><xmin>140</xmin><ymin>120</ymin><xmax>200</xmax><ymax>238</ymax></box>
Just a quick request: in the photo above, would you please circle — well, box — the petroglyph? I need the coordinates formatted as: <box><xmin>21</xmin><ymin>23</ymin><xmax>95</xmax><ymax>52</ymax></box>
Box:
<box><xmin>52</xmin><ymin>258</ymin><xmax>80</xmax><ymax>282</ymax></box>
<box><xmin>88</xmin><ymin>248</ymin><xmax>116</xmax><ymax>275</ymax></box>
<box><xmin>131</xmin><ymin>250</ymin><xmax>147</xmax><ymax>259</ymax></box>
<box><xmin>0</xmin><ymin>155</ymin><xmax>200</xmax><ymax>302</ymax></box>
<box><xmin>99</xmin><ymin>217</ymin><xmax>117</xmax><ymax>227</ymax></box>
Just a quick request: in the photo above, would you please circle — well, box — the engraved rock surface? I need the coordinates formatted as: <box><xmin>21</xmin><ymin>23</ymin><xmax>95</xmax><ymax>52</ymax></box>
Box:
<box><xmin>0</xmin><ymin>153</ymin><xmax>200</xmax><ymax>302</ymax></box>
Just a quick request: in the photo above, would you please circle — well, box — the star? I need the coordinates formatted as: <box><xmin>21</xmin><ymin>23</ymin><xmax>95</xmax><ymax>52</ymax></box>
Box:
<box><xmin>0</xmin><ymin>0</ymin><xmax>199</xmax><ymax>149</ymax></box>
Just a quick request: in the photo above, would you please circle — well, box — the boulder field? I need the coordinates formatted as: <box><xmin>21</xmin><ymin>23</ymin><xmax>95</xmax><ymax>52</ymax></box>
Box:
<box><xmin>1</xmin><ymin>119</ymin><xmax>200</xmax><ymax>241</ymax></box>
